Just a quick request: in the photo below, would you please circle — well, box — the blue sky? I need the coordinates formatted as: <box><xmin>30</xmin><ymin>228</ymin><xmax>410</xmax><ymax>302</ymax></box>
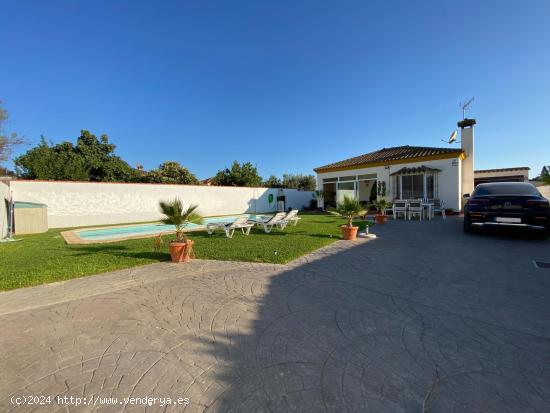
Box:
<box><xmin>1</xmin><ymin>0</ymin><xmax>549</xmax><ymax>179</ymax></box>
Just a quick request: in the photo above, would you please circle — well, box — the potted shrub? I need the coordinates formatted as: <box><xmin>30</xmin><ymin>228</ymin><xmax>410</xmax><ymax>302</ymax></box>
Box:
<box><xmin>158</xmin><ymin>198</ymin><xmax>202</xmax><ymax>263</ymax></box>
<box><xmin>330</xmin><ymin>195</ymin><xmax>367</xmax><ymax>241</ymax></box>
<box><xmin>314</xmin><ymin>189</ymin><xmax>324</xmax><ymax>210</ymax></box>
<box><xmin>373</xmin><ymin>198</ymin><xmax>391</xmax><ymax>224</ymax></box>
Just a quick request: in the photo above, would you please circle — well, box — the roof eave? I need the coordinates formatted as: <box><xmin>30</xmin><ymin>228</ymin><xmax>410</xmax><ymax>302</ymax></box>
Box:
<box><xmin>474</xmin><ymin>167</ymin><xmax>530</xmax><ymax>174</ymax></box>
<box><xmin>314</xmin><ymin>152</ymin><xmax>464</xmax><ymax>174</ymax></box>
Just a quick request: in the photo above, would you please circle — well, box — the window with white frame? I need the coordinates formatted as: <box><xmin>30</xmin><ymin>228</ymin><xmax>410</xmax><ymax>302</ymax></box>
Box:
<box><xmin>395</xmin><ymin>173</ymin><xmax>437</xmax><ymax>199</ymax></box>
<box><xmin>337</xmin><ymin>181</ymin><xmax>355</xmax><ymax>190</ymax></box>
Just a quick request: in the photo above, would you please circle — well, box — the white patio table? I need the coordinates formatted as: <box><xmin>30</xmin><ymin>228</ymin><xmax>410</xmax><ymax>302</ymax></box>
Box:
<box><xmin>421</xmin><ymin>202</ymin><xmax>434</xmax><ymax>220</ymax></box>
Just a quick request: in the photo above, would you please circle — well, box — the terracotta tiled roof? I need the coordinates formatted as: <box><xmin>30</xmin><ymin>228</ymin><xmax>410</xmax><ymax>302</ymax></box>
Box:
<box><xmin>200</xmin><ymin>177</ymin><xmax>215</xmax><ymax>185</ymax></box>
<box><xmin>314</xmin><ymin>145</ymin><xmax>463</xmax><ymax>172</ymax></box>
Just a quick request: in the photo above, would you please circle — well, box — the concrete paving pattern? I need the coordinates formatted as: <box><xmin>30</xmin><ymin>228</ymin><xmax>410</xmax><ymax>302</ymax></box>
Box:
<box><xmin>1</xmin><ymin>217</ymin><xmax>550</xmax><ymax>412</ymax></box>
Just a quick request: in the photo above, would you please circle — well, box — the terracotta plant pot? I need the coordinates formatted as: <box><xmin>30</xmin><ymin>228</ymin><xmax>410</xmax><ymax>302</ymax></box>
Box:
<box><xmin>375</xmin><ymin>214</ymin><xmax>387</xmax><ymax>224</ymax></box>
<box><xmin>169</xmin><ymin>240</ymin><xmax>194</xmax><ymax>263</ymax></box>
<box><xmin>341</xmin><ymin>225</ymin><xmax>359</xmax><ymax>241</ymax></box>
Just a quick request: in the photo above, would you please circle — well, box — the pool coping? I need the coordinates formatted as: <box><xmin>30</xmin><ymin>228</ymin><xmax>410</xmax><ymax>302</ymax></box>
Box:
<box><xmin>61</xmin><ymin>222</ymin><xmax>215</xmax><ymax>245</ymax></box>
<box><xmin>60</xmin><ymin>213</ymin><xmax>274</xmax><ymax>245</ymax></box>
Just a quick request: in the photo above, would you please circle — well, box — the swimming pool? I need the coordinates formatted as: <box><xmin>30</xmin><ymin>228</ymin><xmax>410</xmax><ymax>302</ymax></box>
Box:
<box><xmin>62</xmin><ymin>214</ymin><xmax>272</xmax><ymax>244</ymax></box>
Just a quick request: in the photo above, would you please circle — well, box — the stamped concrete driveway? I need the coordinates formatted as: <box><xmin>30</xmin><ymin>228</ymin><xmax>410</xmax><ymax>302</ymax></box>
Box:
<box><xmin>1</xmin><ymin>217</ymin><xmax>550</xmax><ymax>412</ymax></box>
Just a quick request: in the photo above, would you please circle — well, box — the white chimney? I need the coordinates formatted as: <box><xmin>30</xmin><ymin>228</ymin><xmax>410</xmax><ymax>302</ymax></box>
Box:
<box><xmin>459</xmin><ymin>118</ymin><xmax>476</xmax><ymax>208</ymax></box>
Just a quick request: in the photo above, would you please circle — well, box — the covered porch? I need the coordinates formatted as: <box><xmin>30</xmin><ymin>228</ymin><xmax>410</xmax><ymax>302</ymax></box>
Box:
<box><xmin>390</xmin><ymin>165</ymin><xmax>441</xmax><ymax>200</ymax></box>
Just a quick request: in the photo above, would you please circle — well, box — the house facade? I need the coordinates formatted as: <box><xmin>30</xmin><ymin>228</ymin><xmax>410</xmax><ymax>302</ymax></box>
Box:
<box><xmin>314</xmin><ymin>120</ymin><xmax>476</xmax><ymax>211</ymax></box>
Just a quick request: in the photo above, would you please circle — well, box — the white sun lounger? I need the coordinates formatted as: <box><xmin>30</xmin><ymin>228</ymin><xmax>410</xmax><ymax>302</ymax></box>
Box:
<box><xmin>284</xmin><ymin>209</ymin><xmax>301</xmax><ymax>226</ymax></box>
<box><xmin>256</xmin><ymin>212</ymin><xmax>288</xmax><ymax>233</ymax></box>
<box><xmin>207</xmin><ymin>215</ymin><xmax>255</xmax><ymax>238</ymax></box>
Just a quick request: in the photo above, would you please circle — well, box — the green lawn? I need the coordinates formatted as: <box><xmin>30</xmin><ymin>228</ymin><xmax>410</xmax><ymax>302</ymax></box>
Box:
<box><xmin>0</xmin><ymin>214</ymin><xmax>369</xmax><ymax>291</ymax></box>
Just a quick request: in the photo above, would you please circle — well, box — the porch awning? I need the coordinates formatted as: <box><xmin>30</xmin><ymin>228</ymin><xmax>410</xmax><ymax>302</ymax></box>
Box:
<box><xmin>390</xmin><ymin>165</ymin><xmax>442</xmax><ymax>176</ymax></box>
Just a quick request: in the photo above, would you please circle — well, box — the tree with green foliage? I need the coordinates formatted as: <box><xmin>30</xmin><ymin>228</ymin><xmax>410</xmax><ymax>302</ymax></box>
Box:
<box><xmin>146</xmin><ymin>161</ymin><xmax>199</xmax><ymax>185</ymax></box>
<box><xmin>263</xmin><ymin>175</ymin><xmax>282</xmax><ymax>188</ymax></box>
<box><xmin>282</xmin><ymin>174</ymin><xmax>316</xmax><ymax>191</ymax></box>
<box><xmin>212</xmin><ymin>161</ymin><xmax>262</xmax><ymax>187</ymax></box>
<box><xmin>15</xmin><ymin>130</ymin><xmax>139</xmax><ymax>182</ymax></box>
<box><xmin>0</xmin><ymin>101</ymin><xmax>26</xmax><ymax>167</ymax></box>
<box><xmin>533</xmin><ymin>166</ymin><xmax>550</xmax><ymax>183</ymax></box>
<box><xmin>376</xmin><ymin>180</ymin><xmax>386</xmax><ymax>197</ymax></box>
<box><xmin>74</xmin><ymin>130</ymin><xmax>137</xmax><ymax>182</ymax></box>
<box><xmin>14</xmin><ymin>137</ymin><xmax>88</xmax><ymax>180</ymax></box>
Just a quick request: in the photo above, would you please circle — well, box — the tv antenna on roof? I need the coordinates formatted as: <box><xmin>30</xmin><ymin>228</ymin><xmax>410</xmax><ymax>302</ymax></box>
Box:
<box><xmin>459</xmin><ymin>97</ymin><xmax>474</xmax><ymax>119</ymax></box>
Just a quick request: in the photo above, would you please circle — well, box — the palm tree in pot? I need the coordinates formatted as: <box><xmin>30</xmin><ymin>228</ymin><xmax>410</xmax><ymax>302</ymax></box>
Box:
<box><xmin>373</xmin><ymin>198</ymin><xmax>391</xmax><ymax>224</ymax></box>
<box><xmin>330</xmin><ymin>195</ymin><xmax>367</xmax><ymax>240</ymax></box>
<box><xmin>158</xmin><ymin>198</ymin><xmax>202</xmax><ymax>263</ymax></box>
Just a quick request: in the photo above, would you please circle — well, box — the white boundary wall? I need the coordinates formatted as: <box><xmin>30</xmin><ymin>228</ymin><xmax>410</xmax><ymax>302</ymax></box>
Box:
<box><xmin>10</xmin><ymin>181</ymin><xmax>314</xmax><ymax>229</ymax></box>
<box><xmin>539</xmin><ymin>185</ymin><xmax>550</xmax><ymax>201</ymax></box>
<box><xmin>0</xmin><ymin>182</ymin><xmax>9</xmax><ymax>238</ymax></box>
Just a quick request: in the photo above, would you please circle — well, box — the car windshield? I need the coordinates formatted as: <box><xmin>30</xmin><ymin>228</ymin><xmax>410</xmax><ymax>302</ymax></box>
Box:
<box><xmin>473</xmin><ymin>183</ymin><xmax>540</xmax><ymax>197</ymax></box>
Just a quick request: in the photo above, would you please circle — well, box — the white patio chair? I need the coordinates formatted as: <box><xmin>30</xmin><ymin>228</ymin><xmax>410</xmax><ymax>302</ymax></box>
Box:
<box><xmin>393</xmin><ymin>200</ymin><xmax>408</xmax><ymax>220</ymax></box>
<box><xmin>431</xmin><ymin>199</ymin><xmax>446</xmax><ymax>220</ymax></box>
<box><xmin>408</xmin><ymin>199</ymin><xmax>423</xmax><ymax>221</ymax></box>
<box><xmin>207</xmin><ymin>215</ymin><xmax>255</xmax><ymax>238</ymax></box>
<box><xmin>256</xmin><ymin>212</ymin><xmax>288</xmax><ymax>233</ymax></box>
<box><xmin>283</xmin><ymin>209</ymin><xmax>301</xmax><ymax>226</ymax></box>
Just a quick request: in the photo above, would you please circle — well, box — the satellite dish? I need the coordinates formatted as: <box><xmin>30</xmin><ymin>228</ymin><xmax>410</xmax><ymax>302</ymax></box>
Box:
<box><xmin>448</xmin><ymin>130</ymin><xmax>458</xmax><ymax>143</ymax></box>
<box><xmin>441</xmin><ymin>130</ymin><xmax>459</xmax><ymax>144</ymax></box>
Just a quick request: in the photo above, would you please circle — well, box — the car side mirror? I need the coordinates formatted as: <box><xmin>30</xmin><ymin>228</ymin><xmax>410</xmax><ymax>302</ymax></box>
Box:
<box><xmin>463</xmin><ymin>193</ymin><xmax>470</xmax><ymax>198</ymax></box>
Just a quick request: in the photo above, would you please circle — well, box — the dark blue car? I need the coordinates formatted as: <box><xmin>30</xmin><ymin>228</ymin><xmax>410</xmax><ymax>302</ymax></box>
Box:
<box><xmin>463</xmin><ymin>182</ymin><xmax>550</xmax><ymax>238</ymax></box>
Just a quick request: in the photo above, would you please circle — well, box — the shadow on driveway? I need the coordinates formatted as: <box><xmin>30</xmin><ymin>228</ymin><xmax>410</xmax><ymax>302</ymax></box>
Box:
<box><xmin>1</xmin><ymin>218</ymin><xmax>549</xmax><ymax>412</ymax></box>
<box><xmin>199</xmin><ymin>218</ymin><xmax>550</xmax><ymax>412</ymax></box>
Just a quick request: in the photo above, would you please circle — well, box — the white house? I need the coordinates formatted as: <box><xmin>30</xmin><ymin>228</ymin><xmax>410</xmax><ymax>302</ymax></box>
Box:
<box><xmin>314</xmin><ymin>119</ymin><xmax>476</xmax><ymax>211</ymax></box>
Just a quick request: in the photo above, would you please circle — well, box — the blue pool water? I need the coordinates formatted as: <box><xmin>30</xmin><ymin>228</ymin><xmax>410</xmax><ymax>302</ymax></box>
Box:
<box><xmin>76</xmin><ymin>214</ymin><xmax>271</xmax><ymax>241</ymax></box>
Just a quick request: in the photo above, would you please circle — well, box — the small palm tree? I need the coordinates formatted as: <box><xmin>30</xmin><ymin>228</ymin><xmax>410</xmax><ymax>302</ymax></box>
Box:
<box><xmin>330</xmin><ymin>196</ymin><xmax>366</xmax><ymax>227</ymax></box>
<box><xmin>159</xmin><ymin>198</ymin><xmax>202</xmax><ymax>242</ymax></box>
<box><xmin>373</xmin><ymin>198</ymin><xmax>391</xmax><ymax>215</ymax></box>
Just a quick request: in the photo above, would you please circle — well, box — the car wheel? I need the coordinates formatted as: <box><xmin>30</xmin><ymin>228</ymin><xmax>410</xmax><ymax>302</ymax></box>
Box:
<box><xmin>463</xmin><ymin>215</ymin><xmax>473</xmax><ymax>234</ymax></box>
